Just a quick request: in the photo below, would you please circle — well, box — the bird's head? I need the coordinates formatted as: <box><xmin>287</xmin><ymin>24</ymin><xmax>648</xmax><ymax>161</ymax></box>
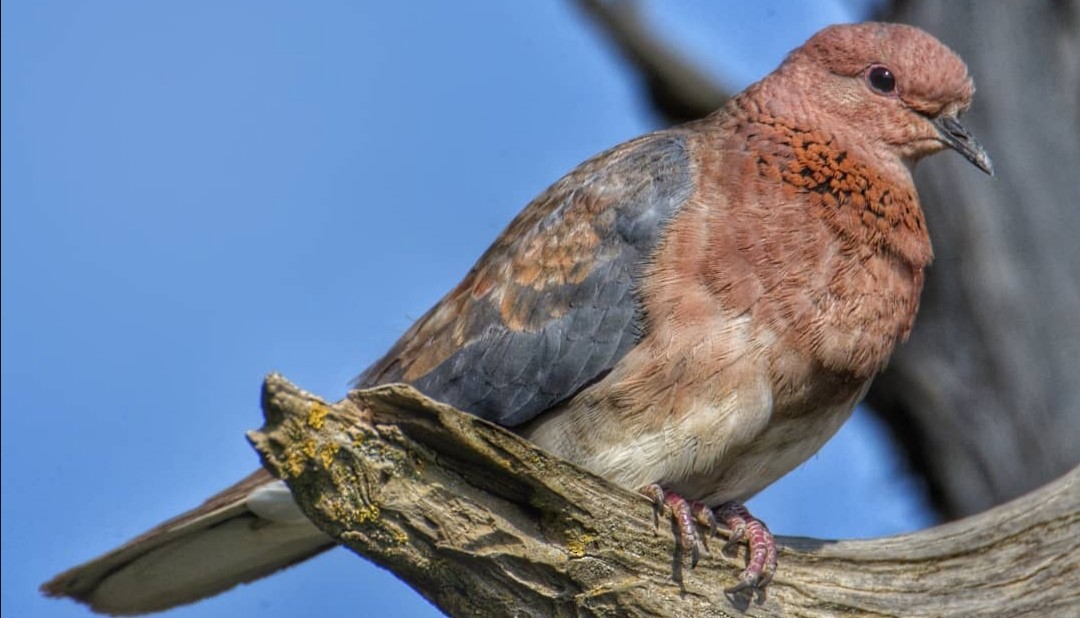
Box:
<box><xmin>777</xmin><ymin>22</ymin><xmax>993</xmax><ymax>176</ymax></box>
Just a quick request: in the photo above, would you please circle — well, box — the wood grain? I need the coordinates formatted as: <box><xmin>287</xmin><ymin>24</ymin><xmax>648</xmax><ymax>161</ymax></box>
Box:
<box><xmin>249</xmin><ymin>373</ymin><xmax>1079</xmax><ymax>617</ymax></box>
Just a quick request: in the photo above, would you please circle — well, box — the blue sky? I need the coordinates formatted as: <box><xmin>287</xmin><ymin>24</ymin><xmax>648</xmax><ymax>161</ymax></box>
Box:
<box><xmin>2</xmin><ymin>2</ymin><xmax>931</xmax><ymax>617</ymax></box>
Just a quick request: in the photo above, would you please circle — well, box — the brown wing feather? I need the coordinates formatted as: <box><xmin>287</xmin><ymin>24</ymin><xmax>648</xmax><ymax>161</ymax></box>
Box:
<box><xmin>354</xmin><ymin>131</ymin><xmax>695</xmax><ymax>426</ymax></box>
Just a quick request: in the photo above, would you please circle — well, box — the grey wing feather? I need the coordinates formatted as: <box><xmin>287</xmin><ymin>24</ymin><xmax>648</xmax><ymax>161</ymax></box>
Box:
<box><xmin>355</xmin><ymin>132</ymin><xmax>695</xmax><ymax>426</ymax></box>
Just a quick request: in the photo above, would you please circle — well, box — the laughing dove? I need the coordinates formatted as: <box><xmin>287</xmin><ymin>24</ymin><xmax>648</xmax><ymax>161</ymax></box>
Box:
<box><xmin>44</xmin><ymin>21</ymin><xmax>992</xmax><ymax>613</ymax></box>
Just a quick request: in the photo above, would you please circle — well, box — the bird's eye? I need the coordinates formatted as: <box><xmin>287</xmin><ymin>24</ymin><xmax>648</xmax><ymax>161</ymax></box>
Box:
<box><xmin>866</xmin><ymin>65</ymin><xmax>897</xmax><ymax>95</ymax></box>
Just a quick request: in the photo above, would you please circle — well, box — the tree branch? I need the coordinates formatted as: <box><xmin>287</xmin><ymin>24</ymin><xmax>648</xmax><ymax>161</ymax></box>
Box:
<box><xmin>248</xmin><ymin>373</ymin><xmax>1080</xmax><ymax>617</ymax></box>
<box><xmin>574</xmin><ymin>0</ymin><xmax>728</xmax><ymax>124</ymax></box>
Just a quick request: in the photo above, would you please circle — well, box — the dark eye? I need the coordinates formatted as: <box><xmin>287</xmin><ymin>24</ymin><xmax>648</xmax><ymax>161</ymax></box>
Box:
<box><xmin>866</xmin><ymin>65</ymin><xmax>896</xmax><ymax>94</ymax></box>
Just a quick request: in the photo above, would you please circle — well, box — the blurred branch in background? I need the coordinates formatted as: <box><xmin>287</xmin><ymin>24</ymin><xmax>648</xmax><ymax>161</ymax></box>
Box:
<box><xmin>577</xmin><ymin>0</ymin><xmax>1080</xmax><ymax>521</ymax></box>
<box><xmin>575</xmin><ymin>0</ymin><xmax>728</xmax><ymax>123</ymax></box>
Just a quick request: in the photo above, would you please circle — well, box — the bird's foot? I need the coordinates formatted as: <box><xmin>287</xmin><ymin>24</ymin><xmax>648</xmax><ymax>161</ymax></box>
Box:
<box><xmin>716</xmin><ymin>501</ymin><xmax>777</xmax><ymax>602</ymax></box>
<box><xmin>641</xmin><ymin>484</ymin><xmax>716</xmax><ymax>567</ymax></box>
<box><xmin>640</xmin><ymin>486</ymin><xmax>777</xmax><ymax>603</ymax></box>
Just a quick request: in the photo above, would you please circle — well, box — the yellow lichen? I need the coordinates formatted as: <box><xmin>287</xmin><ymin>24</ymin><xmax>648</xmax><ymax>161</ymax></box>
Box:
<box><xmin>355</xmin><ymin>503</ymin><xmax>380</xmax><ymax>523</ymax></box>
<box><xmin>307</xmin><ymin>402</ymin><xmax>329</xmax><ymax>430</ymax></box>
<box><xmin>565</xmin><ymin>531</ymin><xmax>597</xmax><ymax>558</ymax></box>
<box><xmin>301</xmin><ymin>437</ymin><xmax>318</xmax><ymax>460</ymax></box>
<box><xmin>284</xmin><ymin>447</ymin><xmax>307</xmax><ymax>477</ymax></box>
<box><xmin>318</xmin><ymin>442</ymin><xmax>340</xmax><ymax>468</ymax></box>
<box><xmin>318</xmin><ymin>494</ymin><xmax>379</xmax><ymax>528</ymax></box>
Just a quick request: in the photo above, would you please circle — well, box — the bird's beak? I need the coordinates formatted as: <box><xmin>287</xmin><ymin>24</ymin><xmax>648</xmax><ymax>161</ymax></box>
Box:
<box><xmin>932</xmin><ymin>115</ymin><xmax>994</xmax><ymax>176</ymax></box>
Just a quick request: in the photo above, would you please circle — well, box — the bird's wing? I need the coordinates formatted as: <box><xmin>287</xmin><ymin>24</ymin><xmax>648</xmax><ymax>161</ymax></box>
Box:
<box><xmin>355</xmin><ymin>131</ymin><xmax>695</xmax><ymax>426</ymax></box>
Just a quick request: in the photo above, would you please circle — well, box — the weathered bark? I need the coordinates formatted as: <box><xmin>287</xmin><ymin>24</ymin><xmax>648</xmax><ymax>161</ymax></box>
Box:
<box><xmin>576</xmin><ymin>0</ymin><xmax>1080</xmax><ymax>521</ymax></box>
<box><xmin>249</xmin><ymin>374</ymin><xmax>1080</xmax><ymax>618</ymax></box>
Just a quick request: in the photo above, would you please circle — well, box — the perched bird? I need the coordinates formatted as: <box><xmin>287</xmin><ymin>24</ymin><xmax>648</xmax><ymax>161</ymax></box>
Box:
<box><xmin>43</xmin><ymin>21</ymin><xmax>992</xmax><ymax>614</ymax></box>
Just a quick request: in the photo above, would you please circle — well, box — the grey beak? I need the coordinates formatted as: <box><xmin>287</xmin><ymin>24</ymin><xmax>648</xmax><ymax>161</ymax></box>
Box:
<box><xmin>933</xmin><ymin>115</ymin><xmax>994</xmax><ymax>176</ymax></box>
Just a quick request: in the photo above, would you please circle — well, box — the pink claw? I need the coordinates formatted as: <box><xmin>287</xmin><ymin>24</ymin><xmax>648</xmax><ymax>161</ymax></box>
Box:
<box><xmin>642</xmin><ymin>489</ymin><xmax>778</xmax><ymax>602</ymax></box>
<box><xmin>642</xmin><ymin>483</ymin><xmax>706</xmax><ymax>566</ymax></box>
<box><xmin>716</xmin><ymin>501</ymin><xmax>778</xmax><ymax>602</ymax></box>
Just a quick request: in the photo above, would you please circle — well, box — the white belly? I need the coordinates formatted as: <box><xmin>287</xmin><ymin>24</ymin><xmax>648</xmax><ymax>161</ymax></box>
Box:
<box><xmin>522</xmin><ymin>378</ymin><xmax>861</xmax><ymax>506</ymax></box>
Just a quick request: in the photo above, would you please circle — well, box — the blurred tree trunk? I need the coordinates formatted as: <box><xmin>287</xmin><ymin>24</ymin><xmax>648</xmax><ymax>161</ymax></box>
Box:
<box><xmin>578</xmin><ymin>0</ymin><xmax>1080</xmax><ymax>520</ymax></box>
<box><xmin>869</xmin><ymin>0</ymin><xmax>1080</xmax><ymax>519</ymax></box>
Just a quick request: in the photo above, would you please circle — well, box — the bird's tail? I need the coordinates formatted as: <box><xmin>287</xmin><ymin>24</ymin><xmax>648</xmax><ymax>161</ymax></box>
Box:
<box><xmin>40</xmin><ymin>469</ymin><xmax>332</xmax><ymax>615</ymax></box>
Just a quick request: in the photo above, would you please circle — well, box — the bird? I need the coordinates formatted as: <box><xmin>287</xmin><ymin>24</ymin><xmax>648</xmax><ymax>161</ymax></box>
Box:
<box><xmin>43</xmin><ymin>21</ymin><xmax>992</xmax><ymax>615</ymax></box>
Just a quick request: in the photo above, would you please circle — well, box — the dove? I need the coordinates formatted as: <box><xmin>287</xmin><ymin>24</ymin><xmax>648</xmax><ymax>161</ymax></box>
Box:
<box><xmin>43</xmin><ymin>21</ymin><xmax>992</xmax><ymax>614</ymax></box>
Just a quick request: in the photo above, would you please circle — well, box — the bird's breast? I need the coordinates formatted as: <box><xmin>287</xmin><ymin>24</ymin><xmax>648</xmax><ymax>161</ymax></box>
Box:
<box><xmin>522</xmin><ymin>128</ymin><xmax>929</xmax><ymax>504</ymax></box>
<box><xmin>690</xmin><ymin>121</ymin><xmax>930</xmax><ymax>381</ymax></box>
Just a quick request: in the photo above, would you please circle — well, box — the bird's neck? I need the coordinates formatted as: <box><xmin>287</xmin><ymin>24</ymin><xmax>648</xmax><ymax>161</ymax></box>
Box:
<box><xmin>719</xmin><ymin>83</ymin><xmax>934</xmax><ymax>271</ymax></box>
<box><xmin>673</xmin><ymin>90</ymin><xmax>935</xmax><ymax>380</ymax></box>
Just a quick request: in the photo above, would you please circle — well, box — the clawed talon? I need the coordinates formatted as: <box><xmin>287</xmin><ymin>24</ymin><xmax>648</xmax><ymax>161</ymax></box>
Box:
<box><xmin>641</xmin><ymin>483</ymin><xmax>666</xmax><ymax>531</ymax></box>
<box><xmin>691</xmin><ymin>502</ymin><xmax>717</xmax><ymax>552</ymax></box>
<box><xmin>641</xmin><ymin>483</ymin><xmax>706</xmax><ymax>566</ymax></box>
<box><xmin>717</xmin><ymin>501</ymin><xmax>777</xmax><ymax>602</ymax></box>
<box><xmin>642</xmin><ymin>489</ymin><xmax>778</xmax><ymax>602</ymax></box>
<box><xmin>717</xmin><ymin>502</ymin><xmax>748</xmax><ymax>554</ymax></box>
